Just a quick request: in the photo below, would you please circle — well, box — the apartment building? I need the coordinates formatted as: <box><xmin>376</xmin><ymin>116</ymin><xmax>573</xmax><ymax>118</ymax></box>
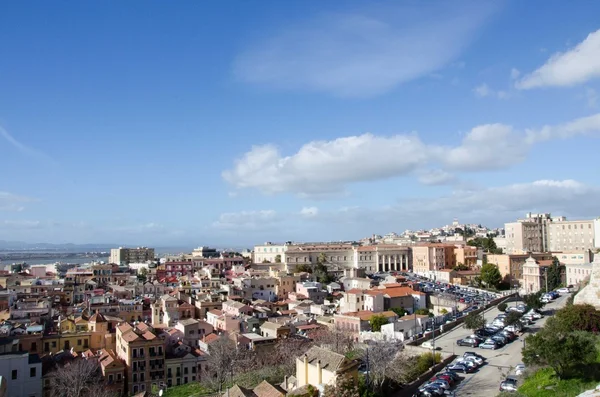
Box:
<box><xmin>0</xmin><ymin>352</ymin><xmax>42</xmax><ymax>397</ymax></box>
<box><xmin>295</xmin><ymin>282</ymin><xmax>326</xmax><ymax>304</ymax></box>
<box><xmin>547</xmin><ymin>218</ymin><xmax>596</xmax><ymax>251</ymax></box>
<box><xmin>285</xmin><ymin>244</ymin><xmax>356</xmax><ymax>269</ymax></box>
<box><xmin>487</xmin><ymin>253</ymin><xmax>553</xmax><ymax>285</ymax></box>
<box><xmin>454</xmin><ymin>246</ymin><xmax>478</xmax><ymax>267</ymax></box>
<box><xmin>253</xmin><ymin>242</ymin><xmax>289</xmax><ymax>263</ymax></box>
<box><xmin>411</xmin><ymin>244</ymin><xmax>455</xmax><ymax>275</ymax></box>
<box><xmin>116</xmin><ymin>322</ymin><xmax>165</xmax><ymax>395</ymax></box>
<box><xmin>566</xmin><ymin>262</ymin><xmax>594</xmax><ymax>287</ymax></box>
<box><xmin>339</xmin><ymin>289</ymin><xmax>384</xmax><ymax>314</ymax></box>
<box><xmin>505</xmin><ymin>213</ymin><xmax>599</xmax><ymax>254</ymax></box>
<box><xmin>110</xmin><ymin>247</ymin><xmax>155</xmax><ymax>265</ymax></box>
<box><xmin>552</xmin><ymin>250</ymin><xmax>593</xmax><ymax>266</ymax></box>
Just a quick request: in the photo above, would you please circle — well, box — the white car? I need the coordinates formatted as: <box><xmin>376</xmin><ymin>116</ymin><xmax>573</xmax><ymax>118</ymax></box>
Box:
<box><xmin>421</xmin><ymin>341</ymin><xmax>438</xmax><ymax>350</ymax></box>
<box><xmin>463</xmin><ymin>355</ymin><xmax>484</xmax><ymax>366</ymax></box>
<box><xmin>515</xmin><ymin>364</ymin><xmax>526</xmax><ymax>376</ymax></box>
<box><xmin>557</xmin><ymin>287</ymin><xmax>571</xmax><ymax>294</ymax></box>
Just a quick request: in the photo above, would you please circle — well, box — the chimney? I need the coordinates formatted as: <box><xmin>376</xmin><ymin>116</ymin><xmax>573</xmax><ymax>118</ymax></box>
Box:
<box><xmin>317</xmin><ymin>359</ymin><xmax>322</xmax><ymax>385</ymax></box>
<box><xmin>304</xmin><ymin>354</ymin><xmax>309</xmax><ymax>385</ymax></box>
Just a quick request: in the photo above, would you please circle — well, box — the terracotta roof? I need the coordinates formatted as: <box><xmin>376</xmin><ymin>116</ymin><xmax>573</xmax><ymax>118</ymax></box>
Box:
<box><xmin>89</xmin><ymin>312</ymin><xmax>106</xmax><ymax>323</ymax></box>
<box><xmin>363</xmin><ymin>290</ymin><xmax>384</xmax><ymax>296</ymax></box>
<box><xmin>204</xmin><ymin>333</ymin><xmax>219</xmax><ymax>343</ymax></box>
<box><xmin>121</xmin><ymin>330</ymin><xmax>140</xmax><ymax>343</ymax></box>
<box><xmin>346</xmin><ymin>288</ymin><xmax>363</xmax><ymax>294</ymax></box>
<box><xmin>344</xmin><ymin>310</ymin><xmax>396</xmax><ymax>321</ymax></box>
<box><xmin>208</xmin><ymin>309</ymin><xmax>223</xmax><ymax>316</ymax></box>
<box><xmin>383</xmin><ymin>287</ymin><xmax>415</xmax><ymax>298</ymax></box>
<box><xmin>538</xmin><ymin>260</ymin><xmax>554</xmax><ymax>267</ymax></box>
<box><xmin>381</xmin><ymin>283</ymin><xmax>405</xmax><ymax>288</ymax></box>
<box><xmin>296</xmin><ymin>324</ymin><xmax>321</xmax><ymax>330</ymax></box>
<box><xmin>141</xmin><ymin>331</ymin><xmax>156</xmax><ymax>340</ymax></box>
<box><xmin>357</xmin><ymin>246</ymin><xmax>376</xmax><ymax>252</ymax></box>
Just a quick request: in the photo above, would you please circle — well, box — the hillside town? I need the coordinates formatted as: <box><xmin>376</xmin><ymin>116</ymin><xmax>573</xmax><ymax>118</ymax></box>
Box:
<box><xmin>0</xmin><ymin>214</ymin><xmax>597</xmax><ymax>397</ymax></box>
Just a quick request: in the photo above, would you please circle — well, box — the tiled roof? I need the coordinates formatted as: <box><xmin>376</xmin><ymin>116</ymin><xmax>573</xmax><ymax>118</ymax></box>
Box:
<box><xmin>223</xmin><ymin>385</ymin><xmax>256</xmax><ymax>397</ymax></box>
<box><xmin>301</xmin><ymin>346</ymin><xmax>347</xmax><ymax>371</ymax></box>
<box><xmin>252</xmin><ymin>380</ymin><xmax>286</xmax><ymax>397</ymax></box>
<box><xmin>204</xmin><ymin>333</ymin><xmax>220</xmax><ymax>343</ymax></box>
<box><xmin>208</xmin><ymin>309</ymin><xmax>223</xmax><ymax>316</ymax></box>
<box><xmin>89</xmin><ymin>312</ymin><xmax>107</xmax><ymax>323</ymax></box>
<box><xmin>383</xmin><ymin>287</ymin><xmax>415</xmax><ymax>298</ymax></box>
<box><xmin>346</xmin><ymin>288</ymin><xmax>363</xmax><ymax>294</ymax></box>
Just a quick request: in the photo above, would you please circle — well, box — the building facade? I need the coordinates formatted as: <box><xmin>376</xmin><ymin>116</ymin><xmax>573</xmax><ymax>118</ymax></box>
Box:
<box><xmin>0</xmin><ymin>352</ymin><xmax>42</xmax><ymax>397</ymax></box>
<box><xmin>566</xmin><ymin>262</ymin><xmax>594</xmax><ymax>287</ymax></box>
<box><xmin>110</xmin><ymin>247</ymin><xmax>155</xmax><ymax>265</ymax></box>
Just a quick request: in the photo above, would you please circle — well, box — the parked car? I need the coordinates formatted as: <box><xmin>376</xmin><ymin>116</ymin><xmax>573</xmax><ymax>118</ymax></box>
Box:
<box><xmin>430</xmin><ymin>374</ymin><xmax>454</xmax><ymax>386</ymax></box>
<box><xmin>421</xmin><ymin>341</ymin><xmax>441</xmax><ymax>350</ymax></box>
<box><xmin>479</xmin><ymin>340</ymin><xmax>499</xmax><ymax>350</ymax></box>
<box><xmin>462</xmin><ymin>355</ymin><xmax>484</xmax><ymax>366</ymax></box>
<box><xmin>515</xmin><ymin>364</ymin><xmax>526</xmax><ymax>376</ymax></box>
<box><xmin>429</xmin><ymin>379</ymin><xmax>451</xmax><ymax>390</ymax></box>
<box><xmin>454</xmin><ymin>358</ymin><xmax>478</xmax><ymax>369</ymax></box>
<box><xmin>464</xmin><ymin>351</ymin><xmax>486</xmax><ymax>361</ymax></box>
<box><xmin>557</xmin><ymin>287</ymin><xmax>571</xmax><ymax>294</ymax></box>
<box><xmin>438</xmin><ymin>371</ymin><xmax>460</xmax><ymax>382</ymax></box>
<box><xmin>504</xmin><ymin>324</ymin><xmax>520</xmax><ymax>333</ymax></box>
<box><xmin>457</xmin><ymin>338</ymin><xmax>479</xmax><ymax>347</ymax></box>
<box><xmin>446</xmin><ymin>363</ymin><xmax>472</xmax><ymax>373</ymax></box>
<box><xmin>499</xmin><ymin>377</ymin><xmax>518</xmax><ymax>392</ymax></box>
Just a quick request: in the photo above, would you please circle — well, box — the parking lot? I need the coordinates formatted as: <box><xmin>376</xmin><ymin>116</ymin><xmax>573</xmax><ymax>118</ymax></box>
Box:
<box><xmin>420</xmin><ymin>293</ymin><xmax>569</xmax><ymax>396</ymax></box>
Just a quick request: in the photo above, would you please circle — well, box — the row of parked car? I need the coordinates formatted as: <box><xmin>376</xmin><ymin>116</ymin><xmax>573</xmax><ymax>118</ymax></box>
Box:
<box><xmin>413</xmin><ymin>353</ymin><xmax>486</xmax><ymax>396</ymax></box>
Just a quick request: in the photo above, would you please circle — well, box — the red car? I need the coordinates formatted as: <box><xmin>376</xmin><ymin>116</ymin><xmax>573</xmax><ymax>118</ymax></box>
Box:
<box><xmin>430</xmin><ymin>374</ymin><xmax>454</xmax><ymax>385</ymax></box>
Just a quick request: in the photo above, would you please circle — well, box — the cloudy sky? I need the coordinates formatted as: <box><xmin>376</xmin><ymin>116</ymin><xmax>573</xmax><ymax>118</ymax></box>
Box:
<box><xmin>1</xmin><ymin>1</ymin><xmax>600</xmax><ymax>246</ymax></box>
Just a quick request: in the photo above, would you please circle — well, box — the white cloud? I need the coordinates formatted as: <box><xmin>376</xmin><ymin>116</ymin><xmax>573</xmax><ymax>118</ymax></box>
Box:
<box><xmin>223</xmin><ymin>134</ymin><xmax>429</xmax><ymax>196</ymax></box>
<box><xmin>212</xmin><ymin>210</ymin><xmax>279</xmax><ymax>230</ymax></box>
<box><xmin>525</xmin><ymin>113</ymin><xmax>600</xmax><ymax>144</ymax></box>
<box><xmin>234</xmin><ymin>2</ymin><xmax>496</xmax><ymax>97</ymax></box>
<box><xmin>473</xmin><ymin>83</ymin><xmax>491</xmax><ymax>97</ymax></box>
<box><xmin>473</xmin><ymin>83</ymin><xmax>510</xmax><ymax>99</ymax></box>
<box><xmin>1</xmin><ymin>220</ymin><xmax>42</xmax><ymax>229</ymax></box>
<box><xmin>510</xmin><ymin>68</ymin><xmax>520</xmax><ymax>80</ymax></box>
<box><xmin>586</xmin><ymin>87</ymin><xmax>598</xmax><ymax>108</ymax></box>
<box><xmin>417</xmin><ymin>169</ymin><xmax>456</xmax><ymax>186</ymax></box>
<box><xmin>224</xmin><ymin>114</ymin><xmax>600</xmax><ymax>197</ymax></box>
<box><xmin>516</xmin><ymin>29</ymin><xmax>600</xmax><ymax>89</ymax></box>
<box><xmin>0</xmin><ymin>192</ymin><xmax>37</xmax><ymax>212</ymax></box>
<box><xmin>0</xmin><ymin>126</ymin><xmax>53</xmax><ymax>162</ymax></box>
<box><xmin>300</xmin><ymin>207</ymin><xmax>319</xmax><ymax>218</ymax></box>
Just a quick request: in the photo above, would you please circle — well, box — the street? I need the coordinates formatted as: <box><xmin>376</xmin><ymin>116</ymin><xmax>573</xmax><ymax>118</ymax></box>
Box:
<box><xmin>419</xmin><ymin>294</ymin><xmax>569</xmax><ymax>396</ymax></box>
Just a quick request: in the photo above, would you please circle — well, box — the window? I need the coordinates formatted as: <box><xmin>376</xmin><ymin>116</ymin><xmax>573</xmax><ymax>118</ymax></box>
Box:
<box><xmin>30</xmin><ymin>367</ymin><xmax>36</xmax><ymax>377</ymax></box>
<box><xmin>77</xmin><ymin>339</ymin><xmax>82</xmax><ymax>346</ymax></box>
<box><xmin>12</xmin><ymin>370</ymin><xmax>17</xmax><ymax>380</ymax></box>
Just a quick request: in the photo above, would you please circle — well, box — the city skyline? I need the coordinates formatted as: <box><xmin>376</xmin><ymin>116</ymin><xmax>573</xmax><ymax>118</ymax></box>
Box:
<box><xmin>2</xmin><ymin>1</ymin><xmax>600</xmax><ymax>245</ymax></box>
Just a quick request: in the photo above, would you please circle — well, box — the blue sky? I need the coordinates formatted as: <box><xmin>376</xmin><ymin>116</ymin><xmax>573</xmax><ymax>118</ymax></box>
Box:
<box><xmin>1</xmin><ymin>1</ymin><xmax>600</xmax><ymax>247</ymax></box>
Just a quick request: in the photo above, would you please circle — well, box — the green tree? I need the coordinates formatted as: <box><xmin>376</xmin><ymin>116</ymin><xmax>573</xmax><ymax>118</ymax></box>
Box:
<box><xmin>313</xmin><ymin>263</ymin><xmax>333</xmax><ymax>284</ymax></box>
<box><xmin>323</xmin><ymin>374</ymin><xmax>359</xmax><ymax>397</ymax></box>
<box><xmin>468</xmin><ymin>237</ymin><xmax>502</xmax><ymax>253</ymax></box>
<box><xmin>370</xmin><ymin>314</ymin><xmax>388</xmax><ymax>332</ymax></box>
<box><xmin>523</xmin><ymin>292</ymin><xmax>546</xmax><ymax>311</ymax></box>
<box><xmin>545</xmin><ymin>256</ymin><xmax>564</xmax><ymax>291</ymax></box>
<box><xmin>505</xmin><ymin>311</ymin><xmax>522</xmax><ymax>326</ymax></box>
<box><xmin>464</xmin><ymin>312</ymin><xmax>485</xmax><ymax>330</ymax></box>
<box><xmin>554</xmin><ymin>304</ymin><xmax>600</xmax><ymax>334</ymax></box>
<box><xmin>274</xmin><ymin>254</ymin><xmax>282</xmax><ymax>263</ymax></box>
<box><xmin>295</xmin><ymin>264</ymin><xmax>313</xmax><ymax>273</ymax></box>
<box><xmin>415</xmin><ymin>308</ymin><xmax>433</xmax><ymax>317</ymax></box>
<box><xmin>137</xmin><ymin>267</ymin><xmax>148</xmax><ymax>282</ymax></box>
<box><xmin>262</xmin><ymin>259</ymin><xmax>271</xmax><ymax>263</ymax></box>
<box><xmin>522</xmin><ymin>326</ymin><xmax>597</xmax><ymax>379</ymax></box>
<box><xmin>481</xmin><ymin>263</ymin><xmax>502</xmax><ymax>288</ymax></box>
<box><xmin>317</xmin><ymin>253</ymin><xmax>328</xmax><ymax>265</ymax></box>
<box><xmin>453</xmin><ymin>263</ymin><xmax>470</xmax><ymax>271</ymax></box>
<box><xmin>498</xmin><ymin>302</ymin><xmax>508</xmax><ymax>312</ymax></box>
<box><xmin>390</xmin><ymin>307</ymin><xmax>406</xmax><ymax>317</ymax></box>
<box><xmin>440</xmin><ymin>308</ymin><xmax>448</xmax><ymax>315</ymax></box>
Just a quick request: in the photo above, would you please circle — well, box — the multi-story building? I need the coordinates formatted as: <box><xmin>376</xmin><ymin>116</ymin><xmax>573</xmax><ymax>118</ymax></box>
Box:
<box><xmin>253</xmin><ymin>242</ymin><xmax>289</xmax><ymax>263</ymax></box>
<box><xmin>565</xmin><ymin>262</ymin><xmax>594</xmax><ymax>287</ymax></box>
<box><xmin>505</xmin><ymin>213</ymin><xmax>550</xmax><ymax>254</ymax></box>
<box><xmin>0</xmin><ymin>352</ymin><xmax>42</xmax><ymax>397</ymax></box>
<box><xmin>116</xmin><ymin>322</ymin><xmax>165</xmax><ymax>395</ymax></box>
<box><xmin>339</xmin><ymin>290</ymin><xmax>384</xmax><ymax>314</ymax></box>
<box><xmin>156</xmin><ymin>259</ymin><xmax>195</xmax><ymax>279</ymax></box>
<box><xmin>552</xmin><ymin>250</ymin><xmax>593</xmax><ymax>266</ymax></box>
<box><xmin>454</xmin><ymin>246</ymin><xmax>478</xmax><ymax>267</ymax></box>
<box><xmin>295</xmin><ymin>282</ymin><xmax>326</xmax><ymax>304</ymax></box>
<box><xmin>110</xmin><ymin>247</ymin><xmax>155</xmax><ymax>265</ymax></box>
<box><xmin>411</xmin><ymin>244</ymin><xmax>455</xmax><ymax>275</ymax></box>
<box><xmin>505</xmin><ymin>213</ymin><xmax>599</xmax><ymax>254</ymax></box>
<box><xmin>547</xmin><ymin>218</ymin><xmax>596</xmax><ymax>252</ymax></box>
<box><xmin>487</xmin><ymin>253</ymin><xmax>553</xmax><ymax>285</ymax></box>
<box><xmin>355</xmin><ymin>245</ymin><xmax>411</xmax><ymax>272</ymax></box>
<box><xmin>293</xmin><ymin>346</ymin><xmax>358</xmax><ymax>391</ymax></box>
<box><xmin>97</xmin><ymin>348</ymin><xmax>126</xmax><ymax>396</ymax></box>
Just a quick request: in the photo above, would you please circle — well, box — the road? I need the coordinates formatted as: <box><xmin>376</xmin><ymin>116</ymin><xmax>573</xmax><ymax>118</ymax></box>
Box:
<box><xmin>420</xmin><ymin>294</ymin><xmax>569</xmax><ymax>396</ymax></box>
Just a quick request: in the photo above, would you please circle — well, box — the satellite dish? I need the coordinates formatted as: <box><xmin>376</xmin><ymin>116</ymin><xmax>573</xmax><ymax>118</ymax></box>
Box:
<box><xmin>159</xmin><ymin>390</ymin><xmax>164</xmax><ymax>397</ymax></box>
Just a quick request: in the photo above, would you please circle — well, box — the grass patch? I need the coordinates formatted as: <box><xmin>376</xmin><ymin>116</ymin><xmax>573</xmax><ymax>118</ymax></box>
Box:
<box><xmin>163</xmin><ymin>382</ymin><xmax>212</xmax><ymax>397</ymax></box>
<box><xmin>518</xmin><ymin>367</ymin><xmax>600</xmax><ymax>397</ymax></box>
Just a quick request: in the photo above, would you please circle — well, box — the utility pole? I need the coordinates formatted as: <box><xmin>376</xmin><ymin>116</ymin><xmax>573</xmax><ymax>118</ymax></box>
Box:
<box><xmin>545</xmin><ymin>267</ymin><xmax>549</xmax><ymax>293</ymax></box>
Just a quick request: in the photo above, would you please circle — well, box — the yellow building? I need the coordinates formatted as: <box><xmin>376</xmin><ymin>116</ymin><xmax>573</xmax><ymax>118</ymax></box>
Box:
<box><xmin>295</xmin><ymin>346</ymin><xmax>358</xmax><ymax>390</ymax></box>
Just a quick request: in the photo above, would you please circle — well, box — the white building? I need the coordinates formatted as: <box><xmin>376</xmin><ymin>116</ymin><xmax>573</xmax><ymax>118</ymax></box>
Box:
<box><xmin>0</xmin><ymin>352</ymin><xmax>42</xmax><ymax>397</ymax></box>
<box><xmin>566</xmin><ymin>262</ymin><xmax>594</xmax><ymax>287</ymax></box>
<box><xmin>253</xmin><ymin>242</ymin><xmax>289</xmax><ymax>264</ymax></box>
<box><xmin>552</xmin><ymin>250</ymin><xmax>593</xmax><ymax>266</ymax></box>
